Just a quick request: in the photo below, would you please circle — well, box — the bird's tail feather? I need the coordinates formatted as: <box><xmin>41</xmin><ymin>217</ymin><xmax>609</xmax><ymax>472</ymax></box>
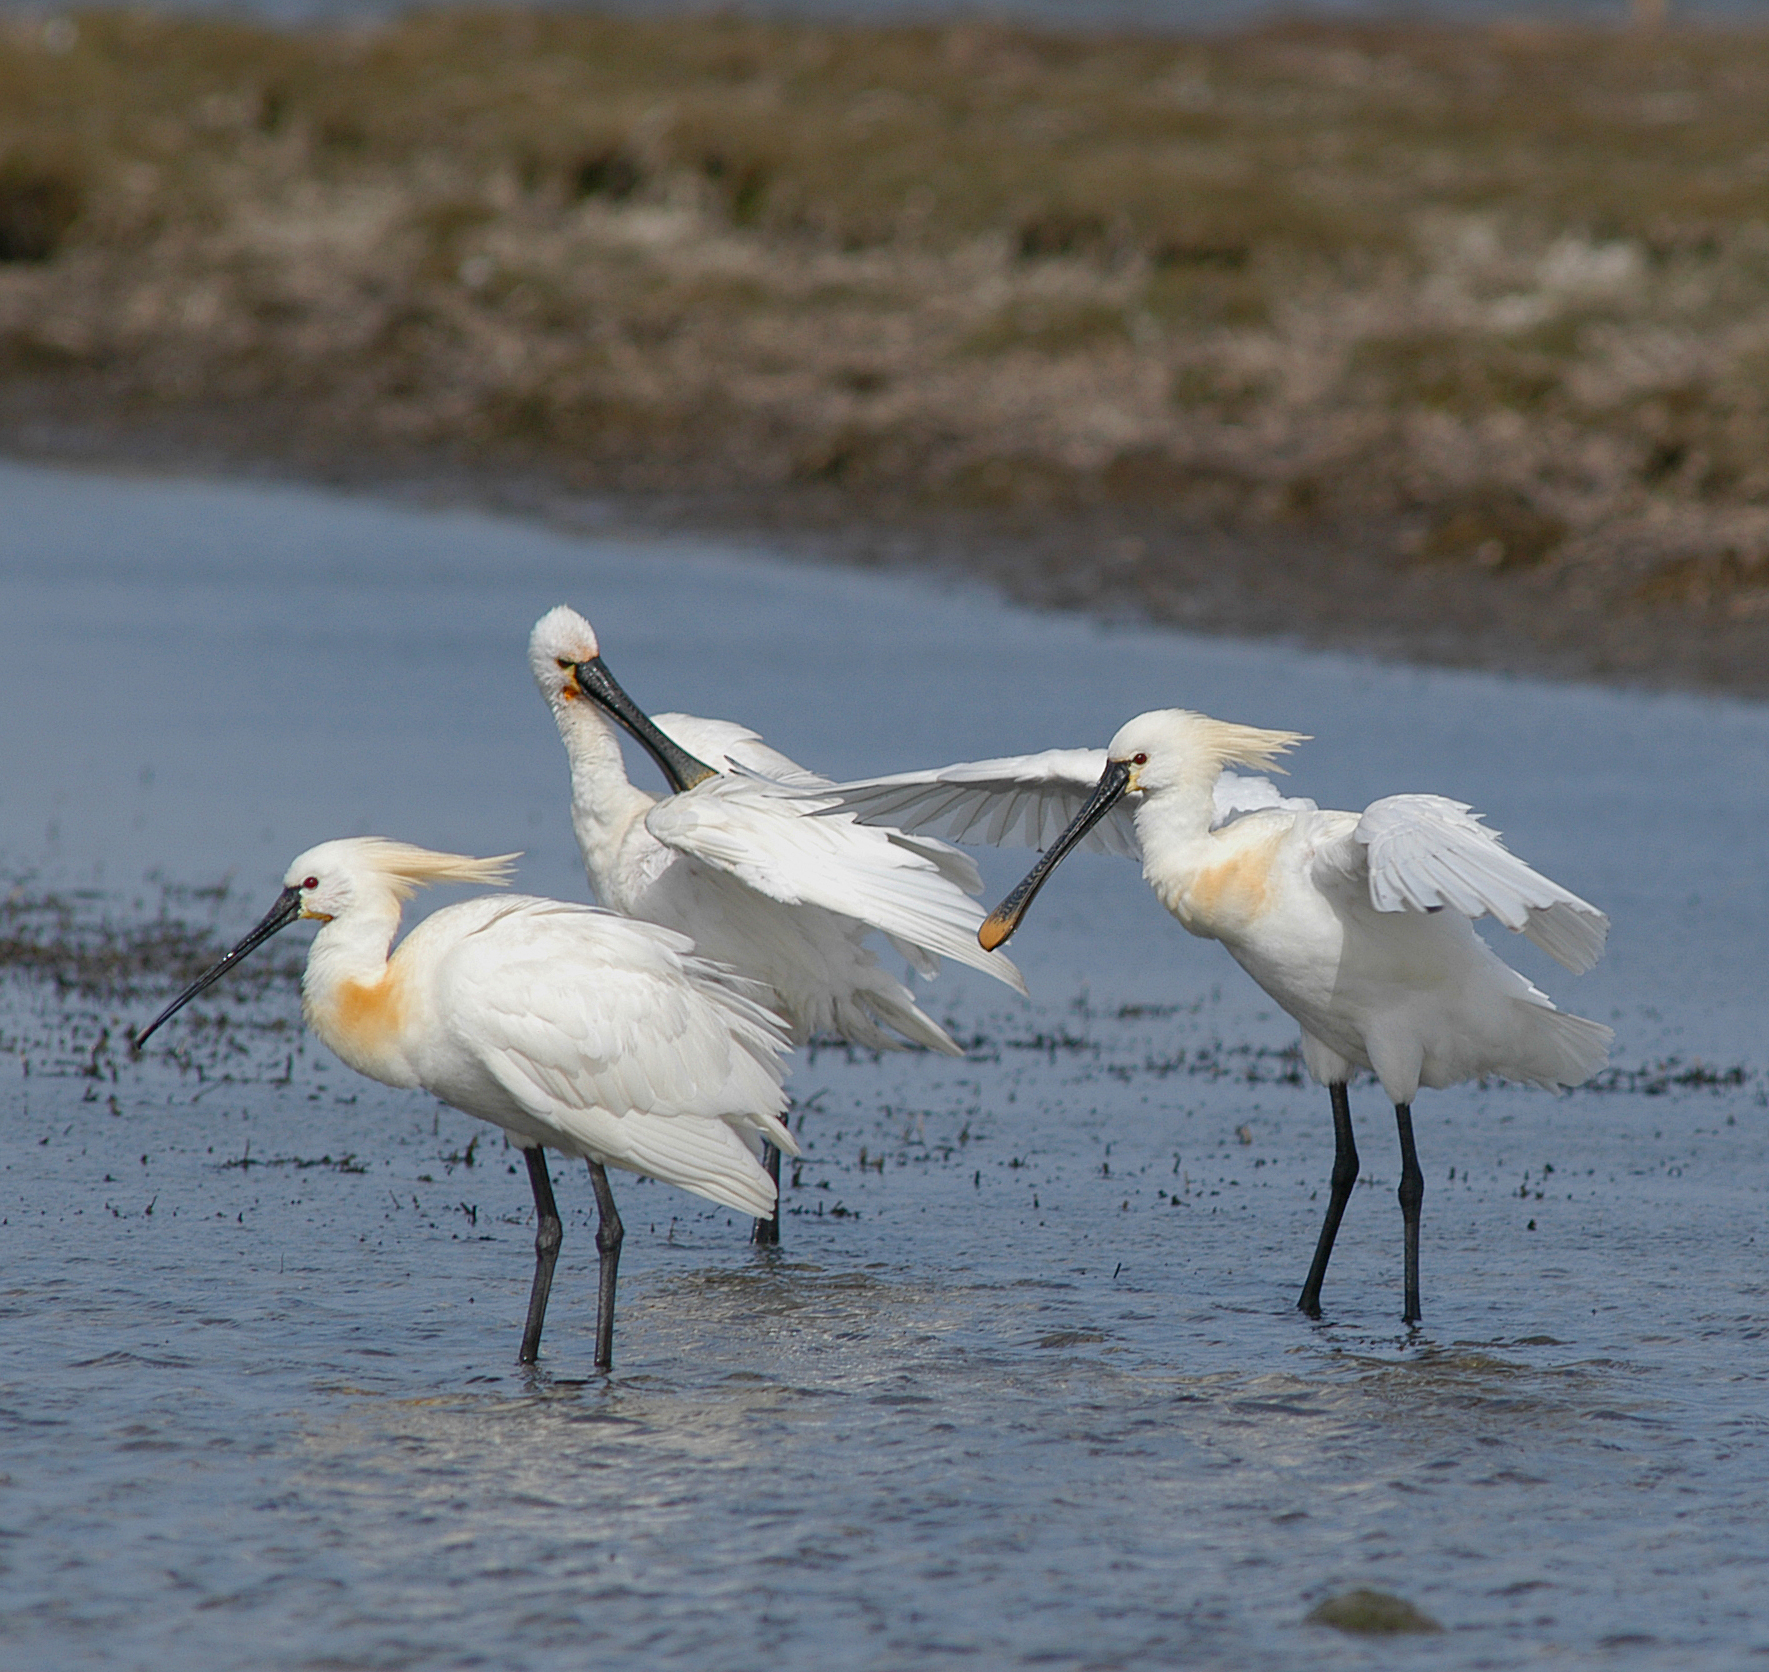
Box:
<box><xmin>846</xmin><ymin>986</ymin><xmax>965</xmax><ymax>1057</ymax></box>
<box><xmin>1514</xmin><ymin>1003</ymin><xmax>1613</xmax><ymax>1090</ymax></box>
<box><xmin>606</xmin><ymin>1116</ymin><xmax>780</xmax><ymax>1217</ymax></box>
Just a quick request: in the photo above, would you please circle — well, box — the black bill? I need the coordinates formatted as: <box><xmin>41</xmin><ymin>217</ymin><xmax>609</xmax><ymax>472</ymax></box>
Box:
<box><xmin>571</xmin><ymin>656</ymin><xmax>719</xmax><ymax>794</ymax></box>
<box><xmin>978</xmin><ymin>758</ymin><xmax>1133</xmax><ymax>951</ymax></box>
<box><xmin>132</xmin><ymin>885</ymin><xmax>304</xmax><ymax>1050</ymax></box>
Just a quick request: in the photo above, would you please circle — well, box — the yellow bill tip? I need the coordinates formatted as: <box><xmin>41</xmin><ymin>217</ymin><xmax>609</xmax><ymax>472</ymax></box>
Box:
<box><xmin>977</xmin><ymin>914</ymin><xmax>1015</xmax><ymax>952</ymax></box>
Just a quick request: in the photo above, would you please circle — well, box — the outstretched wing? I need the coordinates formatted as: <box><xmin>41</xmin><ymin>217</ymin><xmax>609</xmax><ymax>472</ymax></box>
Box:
<box><xmin>818</xmin><ymin>749</ymin><xmax>1141</xmax><ymax>858</ymax></box>
<box><xmin>1311</xmin><ymin>795</ymin><xmax>1609</xmax><ymax>973</ymax></box>
<box><xmin>440</xmin><ymin>901</ymin><xmax>796</xmax><ymax>1213</ymax></box>
<box><xmin>652</xmin><ymin>712</ymin><xmax>828</xmax><ymax>788</ymax></box>
<box><xmin>652</xmin><ymin>711</ymin><xmax>982</xmax><ymax>898</ymax></box>
<box><xmin>1212</xmin><ymin>770</ymin><xmax>1318</xmax><ymax>826</ymax></box>
<box><xmin>643</xmin><ymin>778</ymin><xmax>1027</xmax><ymax>991</ymax></box>
<box><xmin>817</xmin><ymin>753</ymin><xmax>1312</xmax><ymax>857</ymax></box>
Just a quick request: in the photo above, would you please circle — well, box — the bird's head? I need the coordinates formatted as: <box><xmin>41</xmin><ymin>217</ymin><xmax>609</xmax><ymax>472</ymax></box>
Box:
<box><xmin>527</xmin><ymin>605</ymin><xmax>717</xmax><ymax>793</ymax></box>
<box><xmin>528</xmin><ymin>605</ymin><xmax>602</xmax><ymax>713</ymax></box>
<box><xmin>279</xmin><ymin>838</ymin><xmax>363</xmax><ymax>924</ymax></box>
<box><xmin>1104</xmin><ymin>709</ymin><xmax>1305</xmax><ymax>799</ymax></box>
<box><xmin>978</xmin><ymin>708</ymin><xmax>1307</xmax><ymax>951</ymax></box>
<box><xmin>132</xmin><ymin>840</ymin><xmax>517</xmax><ymax>1049</ymax></box>
<box><xmin>289</xmin><ymin>839</ymin><xmax>519</xmax><ymax>916</ymax></box>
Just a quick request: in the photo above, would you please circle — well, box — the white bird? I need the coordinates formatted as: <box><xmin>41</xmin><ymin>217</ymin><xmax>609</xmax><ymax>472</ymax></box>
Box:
<box><xmin>133</xmin><ymin>838</ymin><xmax>795</xmax><ymax>1370</ymax></box>
<box><xmin>831</xmin><ymin>712</ymin><xmax>1613</xmax><ymax>1325</ymax></box>
<box><xmin>527</xmin><ymin>605</ymin><xmax>1027</xmax><ymax>1242</ymax></box>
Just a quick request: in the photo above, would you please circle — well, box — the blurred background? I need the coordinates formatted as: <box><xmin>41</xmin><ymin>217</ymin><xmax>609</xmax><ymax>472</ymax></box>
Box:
<box><xmin>0</xmin><ymin>0</ymin><xmax>1753</xmax><ymax>25</ymax></box>
<box><xmin>2</xmin><ymin>0</ymin><xmax>1768</xmax><ymax>688</ymax></box>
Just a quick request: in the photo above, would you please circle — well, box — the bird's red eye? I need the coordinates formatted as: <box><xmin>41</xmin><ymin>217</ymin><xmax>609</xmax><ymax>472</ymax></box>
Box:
<box><xmin>1133</xmin><ymin>752</ymin><xmax>1148</xmax><ymax>766</ymax></box>
<box><xmin>302</xmin><ymin>876</ymin><xmax>319</xmax><ymax>890</ymax></box>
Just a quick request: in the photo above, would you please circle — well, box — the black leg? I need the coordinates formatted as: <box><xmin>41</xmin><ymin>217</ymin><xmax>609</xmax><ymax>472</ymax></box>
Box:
<box><xmin>1394</xmin><ymin>1103</ymin><xmax>1424</xmax><ymax>1326</ymax></box>
<box><xmin>1298</xmin><ymin>1083</ymin><xmax>1358</xmax><ymax>1318</ymax></box>
<box><xmin>586</xmin><ymin>1160</ymin><xmax>625</xmax><ymax>1371</ymax></box>
<box><xmin>519</xmin><ymin>1146</ymin><xmax>562</xmax><ymax>1365</ymax></box>
<box><xmin>751</xmin><ymin>1142</ymin><xmax>782</xmax><ymax>1247</ymax></box>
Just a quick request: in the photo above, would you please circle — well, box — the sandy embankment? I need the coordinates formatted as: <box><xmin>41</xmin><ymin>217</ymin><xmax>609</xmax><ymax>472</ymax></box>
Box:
<box><xmin>3</xmin><ymin>11</ymin><xmax>1769</xmax><ymax>692</ymax></box>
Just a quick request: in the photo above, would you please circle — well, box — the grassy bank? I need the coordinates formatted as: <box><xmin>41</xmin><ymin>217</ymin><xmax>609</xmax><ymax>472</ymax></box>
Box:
<box><xmin>4</xmin><ymin>11</ymin><xmax>1769</xmax><ymax>684</ymax></box>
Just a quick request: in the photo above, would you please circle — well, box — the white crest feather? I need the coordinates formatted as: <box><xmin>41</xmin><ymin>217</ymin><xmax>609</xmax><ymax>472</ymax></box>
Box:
<box><xmin>1185</xmin><ymin>716</ymin><xmax>1308</xmax><ymax>777</ymax></box>
<box><xmin>348</xmin><ymin>839</ymin><xmax>519</xmax><ymax>900</ymax></box>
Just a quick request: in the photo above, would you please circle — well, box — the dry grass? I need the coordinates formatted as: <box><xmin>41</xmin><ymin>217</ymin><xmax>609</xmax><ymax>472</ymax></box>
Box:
<box><xmin>6</xmin><ymin>10</ymin><xmax>1769</xmax><ymax>656</ymax></box>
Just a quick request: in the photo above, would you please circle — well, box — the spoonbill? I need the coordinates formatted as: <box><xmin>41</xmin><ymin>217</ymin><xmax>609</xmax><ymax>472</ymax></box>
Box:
<box><xmin>528</xmin><ymin>605</ymin><xmax>1026</xmax><ymax>1242</ymax></box>
<box><xmin>133</xmin><ymin>838</ymin><xmax>794</xmax><ymax>1370</ymax></box>
<box><xmin>829</xmin><ymin>713</ymin><xmax>1612</xmax><ymax>1325</ymax></box>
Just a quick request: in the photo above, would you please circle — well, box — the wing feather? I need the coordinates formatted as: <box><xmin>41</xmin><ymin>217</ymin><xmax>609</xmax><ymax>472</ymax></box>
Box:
<box><xmin>650</xmin><ymin>714</ymin><xmax>990</xmax><ymax>943</ymax></box>
<box><xmin>885</xmin><ymin>831</ymin><xmax>984</xmax><ymax>897</ymax></box>
<box><xmin>820</xmin><ymin>754</ymin><xmax>1313</xmax><ymax>857</ymax></box>
<box><xmin>643</xmin><ymin>778</ymin><xmax>1026</xmax><ymax>991</ymax></box>
<box><xmin>1212</xmin><ymin>770</ymin><xmax>1318</xmax><ymax>826</ymax></box>
<box><xmin>434</xmin><ymin>902</ymin><xmax>796</xmax><ymax>1214</ymax></box>
<box><xmin>985</xmin><ymin>785</ymin><xmax>1024</xmax><ymax>848</ymax></box>
<box><xmin>1313</xmin><ymin>795</ymin><xmax>1609</xmax><ymax>973</ymax></box>
<box><xmin>652</xmin><ymin>712</ymin><xmax>828</xmax><ymax>788</ymax></box>
<box><xmin>820</xmin><ymin>749</ymin><xmax>1141</xmax><ymax>859</ymax></box>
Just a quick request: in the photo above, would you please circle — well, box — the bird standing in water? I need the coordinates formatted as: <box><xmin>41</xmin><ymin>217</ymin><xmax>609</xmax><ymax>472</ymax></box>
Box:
<box><xmin>528</xmin><ymin>605</ymin><xmax>1025</xmax><ymax>1243</ymax></box>
<box><xmin>863</xmin><ymin>709</ymin><xmax>1612</xmax><ymax>1325</ymax></box>
<box><xmin>134</xmin><ymin>838</ymin><xmax>794</xmax><ymax>1370</ymax></box>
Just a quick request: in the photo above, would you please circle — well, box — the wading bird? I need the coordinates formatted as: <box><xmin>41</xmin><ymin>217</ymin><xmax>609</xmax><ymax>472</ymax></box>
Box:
<box><xmin>829</xmin><ymin>712</ymin><xmax>1612</xmax><ymax>1325</ymax></box>
<box><xmin>528</xmin><ymin>606</ymin><xmax>1026</xmax><ymax>1242</ymax></box>
<box><xmin>134</xmin><ymin>839</ymin><xmax>794</xmax><ymax>1370</ymax></box>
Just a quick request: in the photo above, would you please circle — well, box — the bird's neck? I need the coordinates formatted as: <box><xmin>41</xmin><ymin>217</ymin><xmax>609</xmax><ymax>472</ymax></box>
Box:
<box><xmin>1134</xmin><ymin>785</ymin><xmax>1282</xmax><ymax>943</ymax></box>
<box><xmin>302</xmin><ymin>896</ymin><xmax>419</xmax><ymax>1088</ymax></box>
<box><xmin>552</xmin><ymin>697</ymin><xmax>657</xmax><ymax>899</ymax></box>
<box><xmin>1132</xmin><ymin>779</ymin><xmax>1217</xmax><ymax>863</ymax></box>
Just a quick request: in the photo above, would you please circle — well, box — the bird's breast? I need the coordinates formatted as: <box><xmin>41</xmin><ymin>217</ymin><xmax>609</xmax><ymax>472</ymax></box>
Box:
<box><xmin>305</xmin><ymin>972</ymin><xmax>418</xmax><ymax>1088</ymax></box>
<box><xmin>1157</xmin><ymin>826</ymin><xmax>1290</xmax><ymax>941</ymax></box>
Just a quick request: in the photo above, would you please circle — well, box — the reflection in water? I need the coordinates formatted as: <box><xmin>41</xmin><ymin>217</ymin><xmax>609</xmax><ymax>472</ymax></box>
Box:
<box><xmin>268</xmin><ymin>1289</ymin><xmax>1750</xmax><ymax>1668</ymax></box>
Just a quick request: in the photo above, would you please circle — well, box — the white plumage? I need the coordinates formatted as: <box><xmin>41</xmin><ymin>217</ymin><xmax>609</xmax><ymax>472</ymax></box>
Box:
<box><xmin>644</xmin><ymin>713</ymin><xmax>827</xmax><ymax>790</ymax></box>
<box><xmin>1248</xmin><ymin>799</ymin><xmax>1612</xmax><ymax>1100</ymax></box>
<box><xmin>529</xmin><ymin>607</ymin><xmax>1026</xmax><ymax>1063</ymax></box>
<box><xmin>820</xmin><ymin>747</ymin><xmax>1317</xmax><ymax>860</ymax></box>
<box><xmin>341</xmin><ymin>895</ymin><xmax>794</xmax><ymax>1213</ymax></box>
<box><xmin>1338</xmin><ymin>794</ymin><xmax>1606</xmax><ymax>974</ymax></box>
<box><xmin>891</xmin><ymin>709</ymin><xmax>1611</xmax><ymax>1325</ymax></box>
<box><xmin>134</xmin><ymin>836</ymin><xmax>795</xmax><ymax>1369</ymax></box>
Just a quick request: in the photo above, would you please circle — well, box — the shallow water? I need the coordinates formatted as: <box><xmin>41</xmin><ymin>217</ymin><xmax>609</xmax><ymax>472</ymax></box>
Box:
<box><xmin>2</xmin><ymin>458</ymin><xmax>1767</xmax><ymax>1669</ymax></box>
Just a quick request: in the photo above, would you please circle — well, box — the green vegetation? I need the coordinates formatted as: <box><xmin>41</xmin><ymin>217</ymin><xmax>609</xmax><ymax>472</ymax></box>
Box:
<box><xmin>4</xmin><ymin>10</ymin><xmax>1769</xmax><ymax>620</ymax></box>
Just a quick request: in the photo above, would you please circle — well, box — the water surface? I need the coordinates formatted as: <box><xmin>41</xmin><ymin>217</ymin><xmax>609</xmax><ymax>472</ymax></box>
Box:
<box><xmin>1</xmin><ymin>459</ymin><xmax>1766</xmax><ymax>1669</ymax></box>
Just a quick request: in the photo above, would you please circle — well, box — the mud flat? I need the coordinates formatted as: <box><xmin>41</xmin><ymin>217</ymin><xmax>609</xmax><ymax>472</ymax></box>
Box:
<box><xmin>6</xmin><ymin>11</ymin><xmax>1769</xmax><ymax>691</ymax></box>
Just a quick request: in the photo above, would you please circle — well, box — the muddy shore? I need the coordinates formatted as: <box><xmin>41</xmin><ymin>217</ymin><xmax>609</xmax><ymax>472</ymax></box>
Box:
<box><xmin>4</xmin><ymin>11</ymin><xmax>1769</xmax><ymax>695</ymax></box>
<box><xmin>15</xmin><ymin>402</ymin><xmax>1765</xmax><ymax>697</ymax></box>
